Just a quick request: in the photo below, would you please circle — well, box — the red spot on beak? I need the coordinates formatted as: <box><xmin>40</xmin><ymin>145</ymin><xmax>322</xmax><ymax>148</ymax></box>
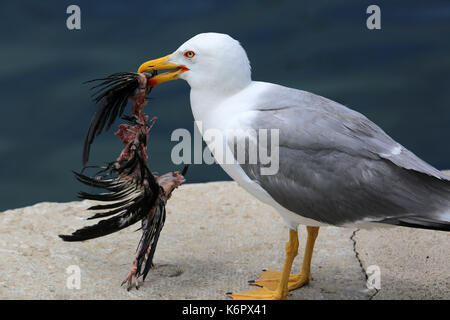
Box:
<box><xmin>147</xmin><ymin>78</ymin><xmax>157</xmax><ymax>87</ymax></box>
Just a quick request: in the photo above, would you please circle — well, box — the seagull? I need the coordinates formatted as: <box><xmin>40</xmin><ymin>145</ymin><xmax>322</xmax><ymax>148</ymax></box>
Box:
<box><xmin>137</xmin><ymin>32</ymin><xmax>450</xmax><ymax>300</ymax></box>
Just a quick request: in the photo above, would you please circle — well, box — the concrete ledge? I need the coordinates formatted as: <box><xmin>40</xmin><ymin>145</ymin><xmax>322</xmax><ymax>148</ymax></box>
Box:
<box><xmin>0</xmin><ymin>181</ymin><xmax>449</xmax><ymax>299</ymax></box>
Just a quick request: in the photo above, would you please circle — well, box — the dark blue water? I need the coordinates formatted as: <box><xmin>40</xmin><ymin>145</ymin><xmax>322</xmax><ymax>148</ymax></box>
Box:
<box><xmin>0</xmin><ymin>0</ymin><xmax>449</xmax><ymax>211</ymax></box>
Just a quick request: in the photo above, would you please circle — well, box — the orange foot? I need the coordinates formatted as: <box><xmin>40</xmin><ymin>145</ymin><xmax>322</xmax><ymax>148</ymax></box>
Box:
<box><xmin>249</xmin><ymin>269</ymin><xmax>311</xmax><ymax>291</ymax></box>
<box><xmin>227</xmin><ymin>287</ymin><xmax>286</xmax><ymax>300</ymax></box>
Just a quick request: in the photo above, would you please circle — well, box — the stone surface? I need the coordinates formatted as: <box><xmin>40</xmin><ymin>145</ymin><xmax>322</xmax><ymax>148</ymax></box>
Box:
<box><xmin>0</xmin><ymin>181</ymin><xmax>448</xmax><ymax>299</ymax></box>
<box><xmin>355</xmin><ymin>227</ymin><xmax>450</xmax><ymax>299</ymax></box>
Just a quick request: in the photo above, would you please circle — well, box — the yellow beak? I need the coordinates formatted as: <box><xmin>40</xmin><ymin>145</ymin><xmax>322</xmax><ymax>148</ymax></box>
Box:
<box><xmin>137</xmin><ymin>55</ymin><xmax>188</xmax><ymax>86</ymax></box>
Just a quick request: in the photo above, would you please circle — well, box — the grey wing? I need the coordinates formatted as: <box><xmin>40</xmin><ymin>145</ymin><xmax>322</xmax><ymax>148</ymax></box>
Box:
<box><xmin>230</xmin><ymin>84</ymin><xmax>450</xmax><ymax>227</ymax></box>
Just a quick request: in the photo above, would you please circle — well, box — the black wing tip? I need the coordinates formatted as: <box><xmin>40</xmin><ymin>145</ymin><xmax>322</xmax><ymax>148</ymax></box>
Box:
<box><xmin>181</xmin><ymin>165</ymin><xmax>189</xmax><ymax>176</ymax></box>
<box><xmin>380</xmin><ymin>217</ymin><xmax>450</xmax><ymax>232</ymax></box>
<box><xmin>82</xmin><ymin>152</ymin><xmax>89</xmax><ymax>167</ymax></box>
<box><xmin>59</xmin><ymin>234</ymin><xmax>80</xmax><ymax>242</ymax></box>
<box><xmin>59</xmin><ymin>226</ymin><xmax>113</xmax><ymax>242</ymax></box>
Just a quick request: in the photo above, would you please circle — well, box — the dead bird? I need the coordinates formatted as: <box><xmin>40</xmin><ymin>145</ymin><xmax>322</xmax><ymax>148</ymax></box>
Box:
<box><xmin>59</xmin><ymin>71</ymin><xmax>187</xmax><ymax>290</ymax></box>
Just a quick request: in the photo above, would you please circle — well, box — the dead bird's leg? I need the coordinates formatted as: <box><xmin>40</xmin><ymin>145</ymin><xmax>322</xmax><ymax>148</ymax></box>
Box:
<box><xmin>121</xmin><ymin>259</ymin><xmax>140</xmax><ymax>291</ymax></box>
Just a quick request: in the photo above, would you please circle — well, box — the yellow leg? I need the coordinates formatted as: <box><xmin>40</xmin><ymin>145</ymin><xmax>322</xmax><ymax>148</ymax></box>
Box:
<box><xmin>251</xmin><ymin>226</ymin><xmax>320</xmax><ymax>291</ymax></box>
<box><xmin>228</xmin><ymin>229</ymin><xmax>299</xmax><ymax>300</ymax></box>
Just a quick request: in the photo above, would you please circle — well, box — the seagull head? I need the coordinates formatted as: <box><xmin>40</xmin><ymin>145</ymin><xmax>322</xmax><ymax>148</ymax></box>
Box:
<box><xmin>138</xmin><ymin>33</ymin><xmax>251</xmax><ymax>93</ymax></box>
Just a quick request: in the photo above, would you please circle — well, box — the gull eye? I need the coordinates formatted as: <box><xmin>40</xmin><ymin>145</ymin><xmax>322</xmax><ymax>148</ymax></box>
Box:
<box><xmin>184</xmin><ymin>51</ymin><xmax>195</xmax><ymax>58</ymax></box>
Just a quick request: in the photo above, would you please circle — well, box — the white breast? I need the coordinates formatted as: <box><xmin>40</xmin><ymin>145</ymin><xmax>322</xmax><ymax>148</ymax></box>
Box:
<box><xmin>190</xmin><ymin>84</ymin><xmax>326</xmax><ymax>229</ymax></box>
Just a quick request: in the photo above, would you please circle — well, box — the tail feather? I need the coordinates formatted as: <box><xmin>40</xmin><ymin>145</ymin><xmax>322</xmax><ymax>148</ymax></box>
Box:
<box><xmin>379</xmin><ymin>170</ymin><xmax>450</xmax><ymax>232</ymax></box>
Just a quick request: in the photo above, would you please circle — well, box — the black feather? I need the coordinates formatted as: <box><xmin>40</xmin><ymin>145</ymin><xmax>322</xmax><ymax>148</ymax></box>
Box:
<box><xmin>59</xmin><ymin>151</ymin><xmax>160</xmax><ymax>241</ymax></box>
<box><xmin>134</xmin><ymin>197</ymin><xmax>166</xmax><ymax>280</ymax></box>
<box><xmin>181</xmin><ymin>165</ymin><xmax>189</xmax><ymax>176</ymax></box>
<box><xmin>380</xmin><ymin>216</ymin><xmax>450</xmax><ymax>232</ymax></box>
<box><xmin>82</xmin><ymin>72</ymin><xmax>151</xmax><ymax>165</ymax></box>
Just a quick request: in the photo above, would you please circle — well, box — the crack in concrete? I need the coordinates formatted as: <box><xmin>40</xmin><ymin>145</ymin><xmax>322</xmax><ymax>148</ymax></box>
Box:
<box><xmin>350</xmin><ymin>229</ymin><xmax>379</xmax><ymax>300</ymax></box>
